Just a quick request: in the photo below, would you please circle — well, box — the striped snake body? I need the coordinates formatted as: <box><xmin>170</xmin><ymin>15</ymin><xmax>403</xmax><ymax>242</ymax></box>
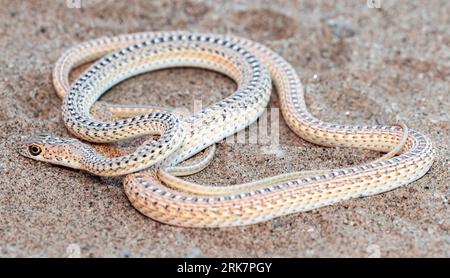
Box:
<box><xmin>20</xmin><ymin>31</ymin><xmax>435</xmax><ymax>227</ymax></box>
<box><xmin>62</xmin><ymin>32</ymin><xmax>271</xmax><ymax>176</ymax></box>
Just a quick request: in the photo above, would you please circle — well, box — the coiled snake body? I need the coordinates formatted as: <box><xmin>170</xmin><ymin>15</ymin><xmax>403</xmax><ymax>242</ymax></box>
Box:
<box><xmin>20</xmin><ymin>31</ymin><xmax>435</xmax><ymax>227</ymax></box>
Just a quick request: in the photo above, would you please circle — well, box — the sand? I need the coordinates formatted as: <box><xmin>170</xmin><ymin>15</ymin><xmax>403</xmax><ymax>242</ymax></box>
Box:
<box><xmin>0</xmin><ymin>0</ymin><xmax>448</xmax><ymax>257</ymax></box>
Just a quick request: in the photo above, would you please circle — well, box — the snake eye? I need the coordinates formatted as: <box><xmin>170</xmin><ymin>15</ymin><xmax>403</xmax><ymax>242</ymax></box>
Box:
<box><xmin>28</xmin><ymin>145</ymin><xmax>42</xmax><ymax>156</ymax></box>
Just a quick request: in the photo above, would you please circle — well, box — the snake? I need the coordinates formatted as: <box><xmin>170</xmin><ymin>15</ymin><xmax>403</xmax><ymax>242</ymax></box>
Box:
<box><xmin>19</xmin><ymin>31</ymin><xmax>435</xmax><ymax>228</ymax></box>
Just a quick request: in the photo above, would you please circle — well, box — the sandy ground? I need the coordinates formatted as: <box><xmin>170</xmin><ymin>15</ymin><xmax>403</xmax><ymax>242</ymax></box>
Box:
<box><xmin>0</xmin><ymin>0</ymin><xmax>448</xmax><ymax>257</ymax></box>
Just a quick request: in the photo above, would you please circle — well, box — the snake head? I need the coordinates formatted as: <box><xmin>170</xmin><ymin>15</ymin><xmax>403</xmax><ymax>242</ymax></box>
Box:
<box><xmin>18</xmin><ymin>134</ymin><xmax>84</xmax><ymax>169</ymax></box>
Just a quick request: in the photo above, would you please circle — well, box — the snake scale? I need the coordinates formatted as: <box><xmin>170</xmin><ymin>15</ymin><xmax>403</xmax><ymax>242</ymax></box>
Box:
<box><xmin>19</xmin><ymin>31</ymin><xmax>435</xmax><ymax>227</ymax></box>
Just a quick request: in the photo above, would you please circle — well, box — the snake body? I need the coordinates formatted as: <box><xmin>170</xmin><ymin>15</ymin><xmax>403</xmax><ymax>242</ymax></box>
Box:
<box><xmin>59</xmin><ymin>32</ymin><xmax>271</xmax><ymax>176</ymax></box>
<box><xmin>22</xmin><ymin>31</ymin><xmax>434</xmax><ymax>227</ymax></box>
